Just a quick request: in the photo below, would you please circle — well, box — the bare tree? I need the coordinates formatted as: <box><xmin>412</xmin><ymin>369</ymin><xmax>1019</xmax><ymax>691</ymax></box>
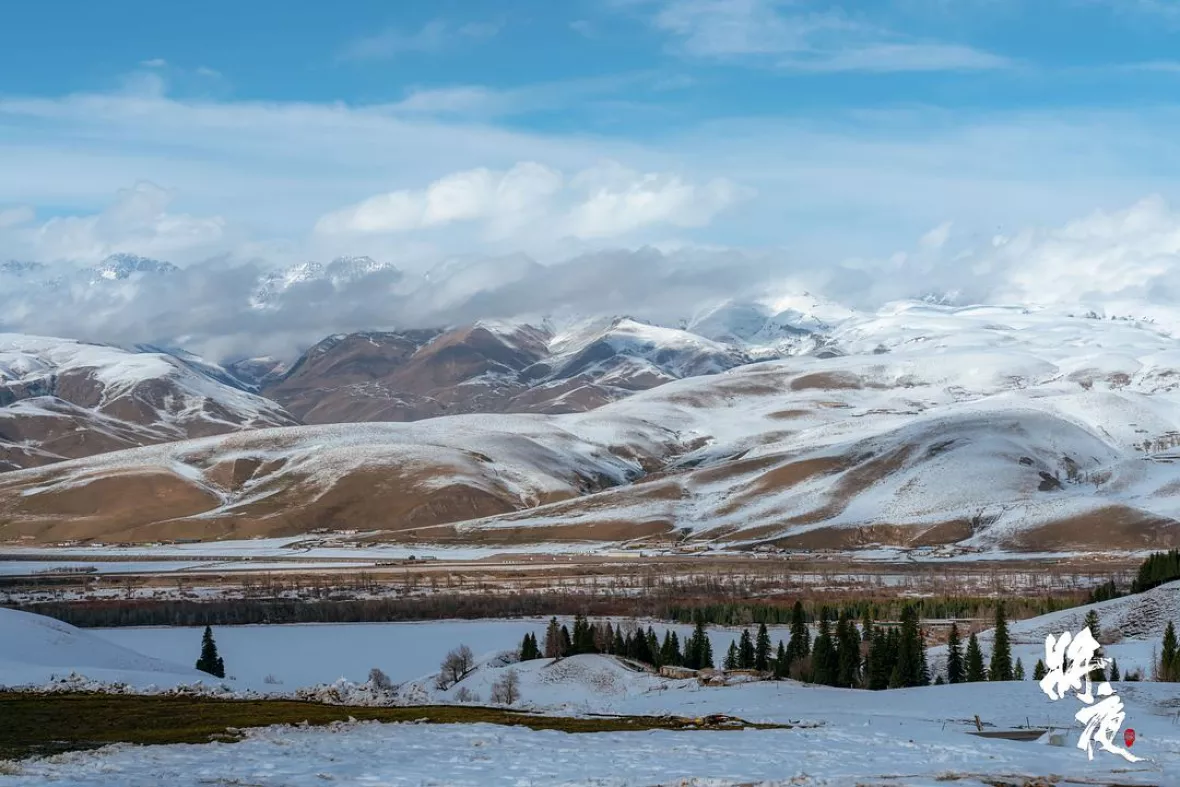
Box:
<box><xmin>454</xmin><ymin>686</ymin><xmax>479</xmax><ymax>703</ymax></box>
<box><xmin>369</xmin><ymin>667</ymin><xmax>393</xmax><ymax>691</ymax></box>
<box><xmin>490</xmin><ymin>669</ymin><xmax>521</xmax><ymax>705</ymax></box>
<box><xmin>436</xmin><ymin>644</ymin><xmax>475</xmax><ymax>689</ymax></box>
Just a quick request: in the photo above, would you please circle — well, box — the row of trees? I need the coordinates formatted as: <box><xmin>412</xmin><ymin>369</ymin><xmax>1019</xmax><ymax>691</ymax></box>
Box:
<box><xmin>1132</xmin><ymin>549</ymin><xmax>1180</xmax><ymax>593</ymax></box>
<box><xmin>665</xmin><ymin>594</ymin><xmax>1079</xmax><ymax>628</ymax></box>
<box><xmin>521</xmin><ymin>615</ymin><xmax>716</xmax><ymax>670</ymax></box>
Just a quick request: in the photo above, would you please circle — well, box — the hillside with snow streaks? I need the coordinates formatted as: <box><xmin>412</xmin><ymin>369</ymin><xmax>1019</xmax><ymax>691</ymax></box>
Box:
<box><xmin>4</xmin><ymin>302</ymin><xmax>1180</xmax><ymax>550</ymax></box>
<box><xmin>0</xmin><ymin>335</ymin><xmax>297</xmax><ymax>471</ymax></box>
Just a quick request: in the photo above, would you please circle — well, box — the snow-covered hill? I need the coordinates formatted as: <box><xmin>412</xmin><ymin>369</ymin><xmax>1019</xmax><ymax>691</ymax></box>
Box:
<box><xmin>0</xmin><ymin>335</ymin><xmax>297</xmax><ymax>471</ymax></box>
<box><xmin>0</xmin><ymin>608</ymin><xmax>208</xmax><ymax>688</ymax></box>
<box><xmin>5</xmin><ymin>301</ymin><xmax>1180</xmax><ymax>551</ymax></box>
<box><xmin>263</xmin><ymin>316</ymin><xmax>756</xmax><ymax>423</ymax></box>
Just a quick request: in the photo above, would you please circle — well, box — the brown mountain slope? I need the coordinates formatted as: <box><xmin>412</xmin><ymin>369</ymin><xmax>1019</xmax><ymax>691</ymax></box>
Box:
<box><xmin>0</xmin><ymin>335</ymin><xmax>298</xmax><ymax>472</ymax></box>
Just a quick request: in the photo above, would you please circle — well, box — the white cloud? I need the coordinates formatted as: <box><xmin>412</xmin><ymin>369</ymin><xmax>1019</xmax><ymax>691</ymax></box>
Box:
<box><xmin>140</xmin><ymin>58</ymin><xmax>167</xmax><ymax>68</ymax></box>
<box><xmin>342</xmin><ymin>19</ymin><xmax>500</xmax><ymax>60</ymax></box>
<box><xmin>648</xmin><ymin>0</ymin><xmax>1010</xmax><ymax>71</ymax></box>
<box><xmin>315</xmin><ymin>162</ymin><xmax>744</xmax><ymax>243</ymax></box>
<box><xmin>0</xmin><ymin>205</ymin><xmax>35</xmax><ymax>228</ymax></box>
<box><xmin>10</xmin><ymin>182</ymin><xmax>225</xmax><ymax>264</ymax></box>
<box><xmin>919</xmin><ymin>220</ymin><xmax>953</xmax><ymax>250</ymax></box>
<box><xmin>986</xmin><ymin>196</ymin><xmax>1180</xmax><ymax>312</ymax></box>
<box><xmin>567</xmin><ymin>165</ymin><xmax>744</xmax><ymax>238</ymax></box>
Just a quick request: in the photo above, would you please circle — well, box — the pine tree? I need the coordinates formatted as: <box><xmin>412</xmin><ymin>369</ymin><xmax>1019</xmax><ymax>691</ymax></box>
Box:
<box><xmin>755</xmin><ymin>623</ymin><xmax>772</xmax><ymax>672</ymax></box>
<box><xmin>1162</xmin><ymin>621</ymin><xmax>1178</xmax><ymax>681</ymax></box>
<box><xmin>1110</xmin><ymin>659</ymin><xmax>1120</xmax><ymax>681</ymax></box>
<box><xmin>1014</xmin><ymin>658</ymin><xmax>1025</xmax><ymax>681</ymax></box>
<box><xmin>774</xmin><ymin>640</ymin><xmax>788</xmax><ymax>679</ymax></box>
<box><xmin>861</xmin><ymin>607</ymin><xmax>874</xmax><ymax>642</ymax></box>
<box><xmin>195</xmin><ymin>626</ymin><xmax>225</xmax><ymax>678</ymax></box>
<box><xmin>543</xmin><ymin>617</ymin><xmax>562</xmax><ymax>658</ymax></box>
<box><xmin>1033</xmin><ymin>658</ymin><xmax>1047</xmax><ymax>681</ymax></box>
<box><xmin>724</xmin><ymin>641</ymin><xmax>739</xmax><ymax>670</ymax></box>
<box><xmin>738</xmin><ymin>629</ymin><xmax>756</xmax><ymax>669</ymax></box>
<box><xmin>670</xmin><ymin>631</ymin><xmax>682</xmax><ymax>665</ymax></box>
<box><xmin>989</xmin><ymin>603</ymin><xmax>1013</xmax><ymax>681</ymax></box>
<box><xmin>647</xmin><ymin>628</ymin><xmax>661</xmax><ymax>668</ymax></box>
<box><xmin>835</xmin><ymin>609</ymin><xmax>861</xmax><ymax>688</ymax></box>
<box><xmin>811</xmin><ymin>610</ymin><xmax>836</xmax><ymax>686</ymax></box>
<box><xmin>786</xmin><ymin>601</ymin><xmax>811</xmax><ymax>670</ymax></box>
<box><xmin>660</xmin><ymin>630</ymin><xmax>681</xmax><ymax>667</ymax></box>
<box><xmin>965</xmin><ymin>633</ymin><xmax>987</xmax><ymax>682</ymax></box>
<box><xmin>613</xmin><ymin>627</ymin><xmax>626</xmax><ymax>656</ymax></box>
<box><xmin>889</xmin><ymin>606</ymin><xmax>924</xmax><ymax>689</ymax></box>
<box><xmin>933</xmin><ymin>674</ymin><xmax>945</xmax><ymax>685</ymax></box>
<box><xmin>867</xmin><ymin>628</ymin><xmax>891</xmax><ymax>690</ymax></box>
<box><xmin>946</xmin><ymin>623</ymin><xmax>965</xmax><ymax>684</ymax></box>
<box><xmin>520</xmin><ymin>632</ymin><xmax>540</xmax><ymax>661</ymax></box>
<box><xmin>559</xmin><ymin>625</ymin><xmax>573</xmax><ymax>658</ymax></box>
<box><xmin>685</xmin><ymin>619</ymin><xmax>713</xmax><ymax>669</ymax></box>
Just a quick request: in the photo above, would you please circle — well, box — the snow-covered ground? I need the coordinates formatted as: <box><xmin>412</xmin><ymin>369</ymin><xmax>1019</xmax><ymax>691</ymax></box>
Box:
<box><xmin>4</xmin><ymin>585</ymin><xmax>1180</xmax><ymax>784</ymax></box>
<box><xmin>0</xmin><ymin>608</ymin><xmax>208</xmax><ymax>688</ymax></box>
<box><xmin>4</xmin><ymin>678</ymin><xmax>1178</xmax><ymax>786</ymax></box>
<box><xmin>90</xmin><ymin>619</ymin><xmax>798</xmax><ymax>690</ymax></box>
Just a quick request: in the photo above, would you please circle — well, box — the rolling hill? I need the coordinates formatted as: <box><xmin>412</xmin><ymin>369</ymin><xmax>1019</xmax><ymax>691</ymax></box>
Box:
<box><xmin>4</xmin><ymin>303</ymin><xmax>1180</xmax><ymax>552</ymax></box>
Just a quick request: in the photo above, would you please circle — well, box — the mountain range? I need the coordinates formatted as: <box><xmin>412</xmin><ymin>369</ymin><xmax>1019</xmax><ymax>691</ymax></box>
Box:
<box><xmin>3</xmin><ymin>254</ymin><xmax>1180</xmax><ymax>553</ymax></box>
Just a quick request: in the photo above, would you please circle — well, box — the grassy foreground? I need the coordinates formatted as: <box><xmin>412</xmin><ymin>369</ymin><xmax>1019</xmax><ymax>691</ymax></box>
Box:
<box><xmin>0</xmin><ymin>692</ymin><xmax>780</xmax><ymax>760</ymax></box>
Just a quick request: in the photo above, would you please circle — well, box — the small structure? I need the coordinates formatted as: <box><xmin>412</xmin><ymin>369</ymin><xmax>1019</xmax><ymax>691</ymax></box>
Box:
<box><xmin>659</xmin><ymin>665</ymin><xmax>698</xmax><ymax>679</ymax></box>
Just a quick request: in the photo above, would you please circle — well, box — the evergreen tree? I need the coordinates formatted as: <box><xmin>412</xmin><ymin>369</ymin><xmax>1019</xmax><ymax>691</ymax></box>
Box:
<box><xmin>647</xmin><ymin>628</ymin><xmax>661</xmax><ymax>668</ymax></box>
<box><xmin>670</xmin><ymin>631</ymin><xmax>682</xmax><ymax>665</ymax></box>
<box><xmin>724</xmin><ymin>641</ymin><xmax>739</xmax><ymax>670</ymax></box>
<box><xmin>835</xmin><ymin>610</ymin><xmax>861</xmax><ymax>688</ymax></box>
<box><xmin>543</xmin><ymin>617</ymin><xmax>562</xmax><ymax>659</ymax></box>
<box><xmin>917</xmin><ymin>628</ymin><xmax>930</xmax><ymax>686</ymax></box>
<box><xmin>519</xmin><ymin>632</ymin><xmax>540</xmax><ymax>661</ymax></box>
<box><xmin>1162</xmin><ymin>621</ymin><xmax>1178</xmax><ymax>681</ymax></box>
<box><xmin>934</xmin><ymin>674</ymin><xmax>945</xmax><ymax>685</ymax></box>
<box><xmin>889</xmin><ymin>606</ymin><xmax>925</xmax><ymax>689</ymax></box>
<box><xmin>861</xmin><ymin>607</ymin><xmax>874</xmax><ymax>642</ymax></box>
<box><xmin>989</xmin><ymin>603</ymin><xmax>1014</xmax><ymax>681</ymax></box>
<box><xmin>946</xmin><ymin>623</ymin><xmax>965</xmax><ymax>684</ymax></box>
<box><xmin>786</xmin><ymin>601</ymin><xmax>811</xmax><ymax>670</ymax></box>
<box><xmin>867</xmin><ymin>628</ymin><xmax>891</xmax><ymax>690</ymax></box>
<box><xmin>965</xmin><ymin>633</ymin><xmax>987</xmax><ymax>682</ymax></box>
<box><xmin>1082</xmin><ymin>610</ymin><xmax>1107</xmax><ymax>682</ymax></box>
<box><xmin>738</xmin><ymin>628</ymin><xmax>756</xmax><ymax>669</ymax></box>
<box><xmin>685</xmin><ymin>619</ymin><xmax>713</xmax><ymax>669</ymax></box>
<box><xmin>613</xmin><ymin>627</ymin><xmax>626</xmax><ymax>656</ymax></box>
<box><xmin>559</xmin><ymin>625</ymin><xmax>573</xmax><ymax>658</ymax></box>
<box><xmin>601</xmin><ymin>622</ymin><xmax>615</xmax><ymax>654</ymax></box>
<box><xmin>755</xmin><ymin>623</ymin><xmax>772</xmax><ymax>672</ymax></box>
<box><xmin>1014</xmin><ymin>658</ymin><xmax>1025</xmax><ymax>681</ymax></box>
<box><xmin>774</xmin><ymin>640</ymin><xmax>788</xmax><ymax>680</ymax></box>
<box><xmin>660</xmin><ymin>630</ymin><xmax>681</xmax><ymax>667</ymax></box>
<box><xmin>1109</xmin><ymin>659</ymin><xmax>1120</xmax><ymax>681</ymax></box>
<box><xmin>1033</xmin><ymin>658</ymin><xmax>1047</xmax><ymax>681</ymax></box>
<box><xmin>195</xmin><ymin>626</ymin><xmax>225</xmax><ymax>678</ymax></box>
<box><xmin>811</xmin><ymin>611</ymin><xmax>837</xmax><ymax>686</ymax></box>
<box><xmin>1131</xmin><ymin>548</ymin><xmax>1180</xmax><ymax>593</ymax></box>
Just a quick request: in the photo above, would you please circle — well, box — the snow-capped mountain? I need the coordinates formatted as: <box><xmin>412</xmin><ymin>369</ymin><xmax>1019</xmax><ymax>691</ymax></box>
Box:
<box><xmin>88</xmin><ymin>253</ymin><xmax>179</xmax><ymax>282</ymax></box>
<box><xmin>250</xmin><ymin>256</ymin><xmax>403</xmax><ymax>307</ymax></box>
<box><xmin>261</xmin><ymin>316</ymin><xmax>756</xmax><ymax>423</ymax></box>
<box><xmin>0</xmin><ymin>335</ymin><xmax>297</xmax><ymax>471</ymax></box>
<box><xmin>6</xmin><ymin>301</ymin><xmax>1180</xmax><ymax>551</ymax></box>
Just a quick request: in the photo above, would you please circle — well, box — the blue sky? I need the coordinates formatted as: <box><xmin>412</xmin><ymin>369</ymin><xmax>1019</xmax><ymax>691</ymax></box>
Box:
<box><xmin>4</xmin><ymin>0</ymin><xmax>1180</xmax><ymax>271</ymax></box>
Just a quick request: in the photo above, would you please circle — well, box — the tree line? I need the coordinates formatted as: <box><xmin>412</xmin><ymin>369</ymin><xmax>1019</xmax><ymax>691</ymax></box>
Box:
<box><xmin>518</xmin><ymin>615</ymin><xmax>716</xmax><ymax>670</ymax></box>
